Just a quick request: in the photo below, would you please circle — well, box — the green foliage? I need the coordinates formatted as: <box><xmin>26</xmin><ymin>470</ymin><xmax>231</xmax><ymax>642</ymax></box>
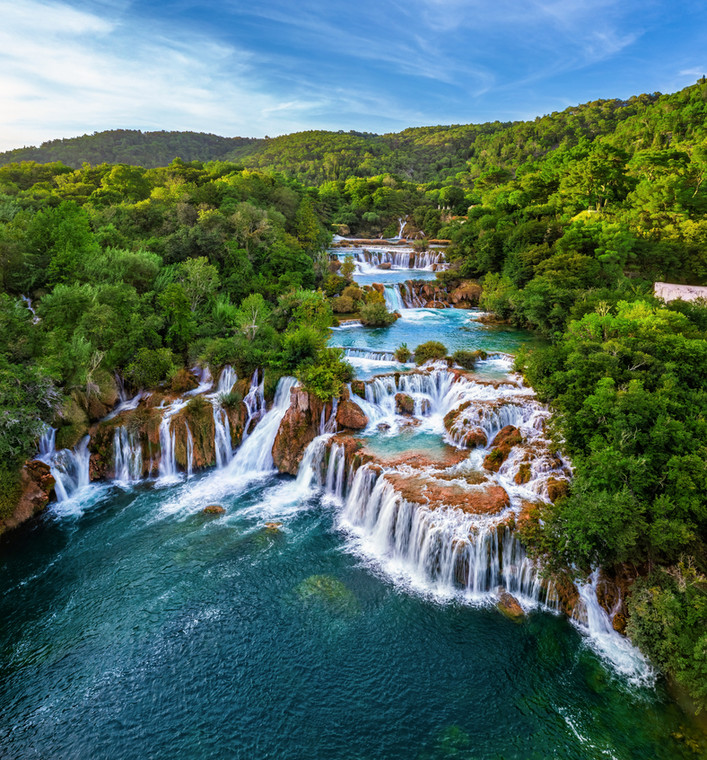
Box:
<box><xmin>627</xmin><ymin>564</ymin><xmax>707</xmax><ymax>708</ymax></box>
<box><xmin>0</xmin><ymin>466</ymin><xmax>23</xmax><ymax>521</ymax></box>
<box><xmin>452</xmin><ymin>349</ymin><xmax>487</xmax><ymax>369</ymax></box>
<box><xmin>394</xmin><ymin>343</ymin><xmax>412</xmax><ymax>363</ymax></box>
<box><xmin>125</xmin><ymin>348</ymin><xmax>176</xmax><ymax>389</ymax></box>
<box><xmin>359</xmin><ymin>301</ymin><xmax>397</xmax><ymax>327</ymax></box>
<box><xmin>297</xmin><ymin>348</ymin><xmax>354</xmax><ymax>402</ymax></box>
<box><xmin>414</xmin><ymin>341</ymin><xmax>448</xmax><ymax>365</ymax></box>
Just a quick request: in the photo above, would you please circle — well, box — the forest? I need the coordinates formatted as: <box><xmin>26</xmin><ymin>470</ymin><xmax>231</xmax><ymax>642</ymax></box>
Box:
<box><xmin>0</xmin><ymin>80</ymin><xmax>706</xmax><ymax>708</ymax></box>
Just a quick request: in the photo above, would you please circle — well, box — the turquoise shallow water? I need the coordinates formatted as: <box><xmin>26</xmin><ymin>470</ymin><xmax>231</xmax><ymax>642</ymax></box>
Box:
<box><xmin>0</xmin><ymin>477</ymin><xmax>702</xmax><ymax>760</ymax></box>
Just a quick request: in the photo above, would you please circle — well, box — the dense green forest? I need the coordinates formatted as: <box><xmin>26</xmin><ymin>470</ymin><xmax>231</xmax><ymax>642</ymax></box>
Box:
<box><xmin>0</xmin><ymin>80</ymin><xmax>706</xmax><ymax>708</ymax></box>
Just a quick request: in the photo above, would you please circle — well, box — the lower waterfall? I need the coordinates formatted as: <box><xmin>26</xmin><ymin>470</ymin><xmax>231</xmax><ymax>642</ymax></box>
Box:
<box><xmin>113</xmin><ymin>427</ymin><xmax>143</xmax><ymax>484</ymax></box>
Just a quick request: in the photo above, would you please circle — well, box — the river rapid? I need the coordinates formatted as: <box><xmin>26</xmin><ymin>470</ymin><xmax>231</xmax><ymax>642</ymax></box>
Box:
<box><xmin>0</xmin><ymin>244</ymin><xmax>703</xmax><ymax>759</ymax></box>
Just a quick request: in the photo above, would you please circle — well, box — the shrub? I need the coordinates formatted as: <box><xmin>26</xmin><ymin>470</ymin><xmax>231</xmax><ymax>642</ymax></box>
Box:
<box><xmin>298</xmin><ymin>348</ymin><xmax>354</xmax><ymax>401</ymax></box>
<box><xmin>452</xmin><ymin>349</ymin><xmax>487</xmax><ymax>369</ymax></box>
<box><xmin>394</xmin><ymin>343</ymin><xmax>412</xmax><ymax>363</ymax></box>
<box><xmin>219</xmin><ymin>390</ymin><xmax>243</xmax><ymax>410</ymax></box>
<box><xmin>332</xmin><ymin>295</ymin><xmax>355</xmax><ymax>314</ymax></box>
<box><xmin>414</xmin><ymin>341</ymin><xmax>447</xmax><ymax>365</ymax></box>
<box><xmin>125</xmin><ymin>347</ymin><xmax>176</xmax><ymax>389</ymax></box>
<box><xmin>359</xmin><ymin>302</ymin><xmax>397</xmax><ymax>328</ymax></box>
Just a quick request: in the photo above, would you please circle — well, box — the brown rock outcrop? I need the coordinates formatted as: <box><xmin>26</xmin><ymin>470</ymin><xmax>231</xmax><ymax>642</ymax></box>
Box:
<box><xmin>394</xmin><ymin>393</ymin><xmax>415</xmax><ymax>416</ymax></box>
<box><xmin>272</xmin><ymin>388</ymin><xmax>329</xmax><ymax>475</ymax></box>
<box><xmin>497</xmin><ymin>590</ymin><xmax>525</xmax><ymax>620</ymax></box>
<box><xmin>336</xmin><ymin>399</ymin><xmax>368</xmax><ymax>430</ymax></box>
<box><xmin>483</xmin><ymin>425</ymin><xmax>522</xmax><ymax>472</ymax></box>
<box><xmin>0</xmin><ymin>461</ymin><xmax>55</xmax><ymax>536</ymax></box>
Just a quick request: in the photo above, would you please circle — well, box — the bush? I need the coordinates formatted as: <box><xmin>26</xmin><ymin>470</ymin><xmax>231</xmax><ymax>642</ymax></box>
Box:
<box><xmin>332</xmin><ymin>295</ymin><xmax>355</xmax><ymax>314</ymax></box>
<box><xmin>0</xmin><ymin>465</ymin><xmax>23</xmax><ymax>521</ymax></box>
<box><xmin>452</xmin><ymin>349</ymin><xmax>487</xmax><ymax>369</ymax></box>
<box><xmin>359</xmin><ymin>302</ymin><xmax>397</xmax><ymax>328</ymax></box>
<box><xmin>414</xmin><ymin>341</ymin><xmax>447</xmax><ymax>365</ymax></box>
<box><xmin>219</xmin><ymin>390</ymin><xmax>243</xmax><ymax>410</ymax></box>
<box><xmin>627</xmin><ymin>565</ymin><xmax>707</xmax><ymax>710</ymax></box>
<box><xmin>394</xmin><ymin>343</ymin><xmax>412</xmax><ymax>363</ymax></box>
<box><xmin>298</xmin><ymin>348</ymin><xmax>354</xmax><ymax>401</ymax></box>
<box><xmin>125</xmin><ymin>347</ymin><xmax>176</xmax><ymax>389</ymax></box>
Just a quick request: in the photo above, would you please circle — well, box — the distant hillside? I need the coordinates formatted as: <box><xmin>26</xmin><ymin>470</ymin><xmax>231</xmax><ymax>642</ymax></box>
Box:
<box><xmin>0</xmin><ymin>130</ymin><xmax>262</xmax><ymax>169</ymax></box>
<box><xmin>2</xmin><ymin>82</ymin><xmax>706</xmax><ymax>185</ymax></box>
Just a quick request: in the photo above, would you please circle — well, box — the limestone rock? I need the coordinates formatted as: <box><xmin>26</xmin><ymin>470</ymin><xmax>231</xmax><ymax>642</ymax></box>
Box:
<box><xmin>272</xmin><ymin>388</ymin><xmax>322</xmax><ymax>475</ymax></box>
<box><xmin>497</xmin><ymin>590</ymin><xmax>525</xmax><ymax>620</ymax></box>
<box><xmin>394</xmin><ymin>393</ymin><xmax>415</xmax><ymax>415</ymax></box>
<box><xmin>0</xmin><ymin>461</ymin><xmax>55</xmax><ymax>536</ymax></box>
<box><xmin>483</xmin><ymin>425</ymin><xmax>522</xmax><ymax>472</ymax></box>
<box><xmin>203</xmin><ymin>505</ymin><xmax>225</xmax><ymax>515</ymax></box>
<box><xmin>336</xmin><ymin>399</ymin><xmax>368</xmax><ymax>430</ymax></box>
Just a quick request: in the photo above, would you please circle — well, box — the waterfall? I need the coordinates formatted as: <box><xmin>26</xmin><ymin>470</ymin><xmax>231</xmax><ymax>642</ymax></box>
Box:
<box><xmin>383</xmin><ymin>285</ymin><xmax>404</xmax><ymax>312</ymax></box>
<box><xmin>319</xmin><ymin>397</ymin><xmax>338</xmax><ymax>434</ymax></box>
<box><xmin>157</xmin><ymin>399</ymin><xmax>189</xmax><ymax>483</ymax></box>
<box><xmin>217</xmin><ymin>365</ymin><xmax>237</xmax><ymax>395</ymax></box>
<box><xmin>352</xmin><ymin>249</ymin><xmax>445</xmax><ymax>271</ymax></box>
<box><xmin>46</xmin><ymin>436</ymin><xmax>91</xmax><ymax>502</ymax></box>
<box><xmin>185</xmin><ymin>421</ymin><xmax>194</xmax><ymax>478</ymax></box>
<box><xmin>186</xmin><ymin>366</ymin><xmax>213</xmax><ymax>396</ymax></box>
<box><xmin>243</xmin><ymin>370</ymin><xmax>266</xmax><ymax>438</ymax></box>
<box><xmin>573</xmin><ymin>570</ymin><xmax>653</xmax><ymax>681</ymax></box>
<box><xmin>113</xmin><ymin>427</ymin><xmax>143</xmax><ymax>484</ymax></box>
<box><xmin>293</xmin><ymin>434</ymin><xmax>333</xmax><ymax>495</ymax></box>
<box><xmin>327</xmin><ymin>463</ymin><xmax>557</xmax><ymax>607</ymax></box>
<box><xmin>397</xmin><ymin>217</ymin><xmax>407</xmax><ymax>239</ymax></box>
<box><xmin>342</xmin><ymin>347</ymin><xmax>397</xmax><ymax>362</ymax></box>
<box><xmin>223</xmin><ymin>376</ymin><xmax>297</xmax><ymax>478</ymax></box>
<box><xmin>212</xmin><ymin>405</ymin><xmax>233</xmax><ymax>469</ymax></box>
<box><xmin>324</xmin><ymin>442</ymin><xmax>347</xmax><ymax>500</ymax></box>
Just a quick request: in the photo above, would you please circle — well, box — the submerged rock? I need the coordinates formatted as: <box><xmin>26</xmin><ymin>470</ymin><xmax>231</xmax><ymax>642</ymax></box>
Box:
<box><xmin>202</xmin><ymin>505</ymin><xmax>225</xmax><ymax>515</ymax></box>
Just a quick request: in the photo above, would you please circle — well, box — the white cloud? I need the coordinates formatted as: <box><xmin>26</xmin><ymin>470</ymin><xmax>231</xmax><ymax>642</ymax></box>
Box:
<box><xmin>0</xmin><ymin>0</ymin><xmax>338</xmax><ymax>150</ymax></box>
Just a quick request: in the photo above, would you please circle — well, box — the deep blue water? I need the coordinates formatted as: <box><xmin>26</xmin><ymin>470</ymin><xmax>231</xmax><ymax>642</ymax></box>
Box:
<box><xmin>0</xmin><ymin>475</ymin><xmax>702</xmax><ymax>760</ymax></box>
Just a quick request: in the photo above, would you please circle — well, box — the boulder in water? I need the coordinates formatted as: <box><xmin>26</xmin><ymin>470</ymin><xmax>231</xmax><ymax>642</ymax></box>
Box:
<box><xmin>461</xmin><ymin>427</ymin><xmax>487</xmax><ymax>449</ymax></box>
<box><xmin>483</xmin><ymin>425</ymin><xmax>522</xmax><ymax>472</ymax></box>
<box><xmin>394</xmin><ymin>393</ymin><xmax>415</xmax><ymax>415</ymax></box>
<box><xmin>272</xmin><ymin>388</ymin><xmax>321</xmax><ymax>475</ymax></box>
<box><xmin>350</xmin><ymin>380</ymin><xmax>366</xmax><ymax>398</ymax></box>
<box><xmin>265</xmin><ymin>521</ymin><xmax>283</xmax><ymax>531</ymax></box>
<box><xmin>202</xmin><ymin>505</ymin><xmax>225</xmax><ymax>515</ymax></box>
<box><xmin>497</xmin><ymin>590</ymin><xmax>525</xmax><ymax>620</ymax></box>
<box><xmin>336</xmin><ymin>399</ymin><xmax>368</xmax><ymax>430</ymax></box>
<box><xmin>378</xmin><ymin>262</ymin><xmax>392</xmax><ymax>270</ymax></box>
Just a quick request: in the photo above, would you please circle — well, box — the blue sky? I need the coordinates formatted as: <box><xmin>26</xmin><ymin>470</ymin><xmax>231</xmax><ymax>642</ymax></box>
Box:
<box><xmin>1</xmin><ymin>0</ymin><xmax>705</xmax><ymax>150</ymax></box>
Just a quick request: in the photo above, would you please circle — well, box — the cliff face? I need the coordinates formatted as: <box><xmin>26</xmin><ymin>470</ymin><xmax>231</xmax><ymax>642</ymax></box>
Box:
<box><xmin>0</xmin><ymin>461</ymin><xmax>55</xmax><ymax>536</ymax></box>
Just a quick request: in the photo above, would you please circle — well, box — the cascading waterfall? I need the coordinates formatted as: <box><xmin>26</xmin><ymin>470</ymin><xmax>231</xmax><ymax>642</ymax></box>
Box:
<box><xmin>223</xmin><ymin>376</ymin><xmax>297</xmax><ymax>478</ymax></box>
<box><xmin>157</xmin><ymin>399</ymin><xmax>189</xmax><ymax>483</ymax></box>
<box><xmin>351</xmin><ymin>249</ymin><xmax>444</xmax><ymax>271</ymax></box>
<box><xmin>42</xmin><ymin>435</ymin><xmax>91</xmax><ymax>502</ymax></box>
<box><xmin>342</xmin><ymin>347</ymin><xmax>397</xmax><ymax>362</ymax></box>
<box><xmin>383</xmin><ymin>285</ymin><xmax>404</xmax><ymax>312</ymax></box>
<box><xmin>243</xmin><ymin>370</ymin><xmax>266</xmax><ymax>438</ymax></box>
<box><xmin>211</xmin><ymin>365</ymin><xmax>238</xmax><ymax>469</ymax></box>
<box><xmin>185</xmin><ymin>421</ymin><xmax>194</xmax><ymax>479</ymax></box>
<box><xmin>113</xmin><ymin>427</ymin><xmax>143</xmax><ymax>484</ymax></box>
<box><xmin>397</xmin><ymin>217</ymin><xmax>407</xmax><ymax>239</ymax></box>
<box><xmin>323</xmin><ymin>460</ymin><xmax>558</xmax><ymax>607</ymax></box>
<box><xmin>572</xmin><ymin>570</ymin><xmax>652</xmax><ymax>681</ymax></box>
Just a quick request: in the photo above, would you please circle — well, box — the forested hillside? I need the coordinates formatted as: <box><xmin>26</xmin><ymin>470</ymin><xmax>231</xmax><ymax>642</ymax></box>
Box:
<box><xmin>0</xmin><ymin>130</ymin><xmax>260</xmax><ymax>170</ymax></box>
<box><xmin>3</xmin><ymin>82</ymin><xmax>706</xmax><ymax>186</ymax></box>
